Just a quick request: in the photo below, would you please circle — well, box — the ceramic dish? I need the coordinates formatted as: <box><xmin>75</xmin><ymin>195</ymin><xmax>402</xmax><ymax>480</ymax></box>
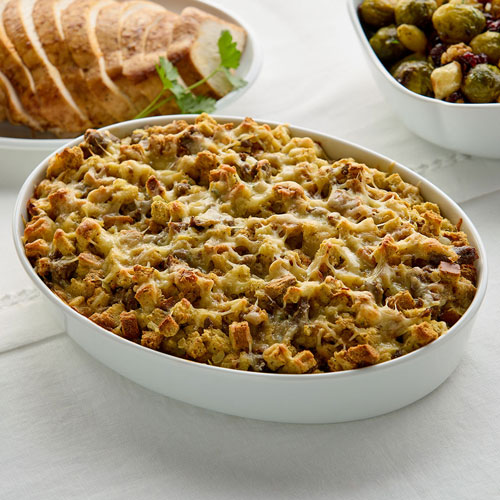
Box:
<box><xmin>13</xmin><ymin>114</ymin><xmax>487</xmax><ymax>424</ymax></box>
<box><xmin>0</xmin><ymin>0</ymin><xmax>262</xmax><ymax>188</ymax></box>
<box><xmin>347</xmin><ymin>0</ymin><xmax>500</xmax><ymax>159</ymax></box>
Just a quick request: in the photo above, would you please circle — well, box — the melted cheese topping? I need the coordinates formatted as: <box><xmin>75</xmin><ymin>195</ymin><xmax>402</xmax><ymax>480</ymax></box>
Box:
<box><xmin>23</xmin><ymin>114</ymin><xmax>478</xmax><ymax>373</ymax></box>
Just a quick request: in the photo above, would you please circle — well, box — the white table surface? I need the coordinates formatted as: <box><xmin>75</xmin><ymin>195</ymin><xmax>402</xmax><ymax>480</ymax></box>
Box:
<box><xmin>2</xmin><ymin>1</ymin><xmax>500</xmax><ymax>498</ymax></box>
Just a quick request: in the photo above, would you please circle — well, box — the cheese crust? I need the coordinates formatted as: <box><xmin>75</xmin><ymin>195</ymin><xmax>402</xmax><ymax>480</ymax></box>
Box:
<box><xmin>23</xmin><ymin>114</ymin><xmax>478</xmax><ymax>373</ymax></box>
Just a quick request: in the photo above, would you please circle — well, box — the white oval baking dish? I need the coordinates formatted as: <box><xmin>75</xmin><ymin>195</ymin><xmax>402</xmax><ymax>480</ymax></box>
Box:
<box><xmin>347</xmin><ymin>0</ymin><xmax>500</xmax><ymax>159</ymax></box>
<box><xmin>0</xmin><ymin>0</ymin><xmax>262</xmax><ymax>187</ymax></box>
<box><xmin>13</xmin><ymin>115</ymin><xmax>487</xmax><ymax>424</ymax></box>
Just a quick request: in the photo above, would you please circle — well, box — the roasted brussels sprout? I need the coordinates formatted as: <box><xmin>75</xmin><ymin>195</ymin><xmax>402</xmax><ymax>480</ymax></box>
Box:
<box><xmin>391</xmin><ymin>55</ymin><xmax>434</xmax><ymax>95</ymax></box>
<box><xmin>395</xmin><ymin>0</ymin><xmax>437</xmax><ymax>28</ymax></box>
<box><xmin>461</xmin><ymin>63</ymin><xmax>500</xmax><ymax>102</ymax></box>
<box><xmin>397</xmin><ymin>23</ymin><xmax>428</xmax><ymax>52</ymax></box>
<box><xmin>370</xmin><ymin>25</ymin><xmax>408</xmax><ymax>62</ymax></box>
<box><xmin>360</xmin><ymin>0</ymin><xmax>397</xmax><ymax>27</ymax></box>
<box><xmin>432</xmin><ymin>3</ymin><xmax>486</xmax><ymax>44</ymax></box>
<box><xmin>470</xmin><ymin>32</ymin><xmax>500</xmax><ymax>65</ymax></box>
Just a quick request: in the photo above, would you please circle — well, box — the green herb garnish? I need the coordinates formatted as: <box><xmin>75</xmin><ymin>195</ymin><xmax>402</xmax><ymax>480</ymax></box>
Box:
<box><xmin>135</xmin><ymin>30</ymin><xmax>246</xmax><ymax>119</ymax></box>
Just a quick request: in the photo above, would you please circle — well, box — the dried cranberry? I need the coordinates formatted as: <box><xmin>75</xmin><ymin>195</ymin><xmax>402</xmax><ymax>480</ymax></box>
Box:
<box><xmin>446</xmin><ymin>91</ymin><xmax>465</xmax><ymax>103</ymax></box>
<box><xmin>486</xmin><ymin>19</ymin><xmax>500</xmax><ymax>32</ymax></box>
<box><xmin>430</xmin><ymin>43</ymin><xmax>446</xmax><ymax>67</ymax></box>
<box><xmin>456</xmin><ymin>51</ymin><xmax>488</xmax><ymax>73</ymax></box>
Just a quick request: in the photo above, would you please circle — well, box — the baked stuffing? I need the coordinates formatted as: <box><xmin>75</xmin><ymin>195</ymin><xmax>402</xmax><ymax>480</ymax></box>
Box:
<box><xmin>23</xmin><ymin>114</ymin><xmax>478</xmax><ymax>373</ymax></box>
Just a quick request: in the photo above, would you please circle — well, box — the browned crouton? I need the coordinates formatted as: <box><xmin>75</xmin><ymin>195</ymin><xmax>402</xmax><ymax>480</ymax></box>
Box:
<box><xmin>141</xmin><ymin>331</ymin><xmax>163</xmax><ymax>350</ymax></box>
<box><xmin>132</xmin><ymin>265</ymin><xmax>155</xmax><ymax>284</ymax></box>
<box><xmin>148</xmin><ymin>133</ymin><xmax>178</xmax><ymax>158</ymax></box>
<box><xmin>443</xmin><ymin>231</ymin><xmax>469</xmax><ymax>247</ymax></box>
<box><xmin>263</xmin><ymin>343</ymin><xmax>290</xmax><ymax>371</ymax></box>
<box><xmin>265</xmin><ymin>275</ymin><xmax>297</xmax><ymax>300</ymax></box>
<box><xmin>135</xmin><ymin>283</ymin><xmax>161</xmax><ymax>313</ymax></box>
<box><xmin>47</xmin><ymin>146</ymin><xmax>84</xmax><ymax>177</ymax></box>
<box><xmin>158</xmin><ymin>315</ymin><xmax>179</xmax><ymax>337</ymax></box>
<box><xmin>119</xmin><ymin>143</ymin><xmax>146</xmax><ymax>163</ymax></box>
<box><xmin>229</xmin><ymin>321</ymin><xmax>252</xmax><ymax>352</ymax></box>
<box><xmin>77</xmin><ymin>252</ymin><xmax>104</xmax><ymax>270</ymax></box>
<box><xmin>346</xmin><ymin>344</ymin><xmax>380</xmax><ymax>366</ymax></box>
<box><xmin>408</xmin><ymin>322</ymin><xmax>439</xmax><ymax>346</ymax></box>
<box><xmin>194</xmin><ymin>150</ymin><xmax>218</xmax><ymax>185</ymax></box>
<box><xmin>439</xmin><ymin>307</ymin><xmax>462</xmax><ymax>326</ymax></box>
<box><xmin>182</xmin><ymin>332</ymin><xmax>207</xmax><ymax>359</ymax></box>
<box><xmin>171</xmin><ymin>298</ymin><xmax>193</xmax><ymax>324</ymax></box>
<box><xmin>90</xmin><ymin>304</ymin><xmax>124</xmax><ymax>331</ymax></box>
<box><xmin>25</xmin><ymin>239</ymin><xmax>50</xmax><ymax>258</ymax></box>
<box><xmin>386</xmin><ymin>290</ymin><xmax>416</xmax><ymax>310</ymax></box>
<box><xmin>24</xmin><ymin>216</ymin><xmax>56</xmax><ymax>243</ymax></box>
<box><xmin>460</xmin><ymin>264</ymin><xmax>477</xmax><ymax>284</ymax></box>
<box><xmin>174</xmin><ymin>268</ymin><xmax>200</xmax><ymax>302</ymax></box>
<box><xmin>75</xmin><ymin>218</ymin><xmax>101</xmax><ymax>248</ymax></box>
<box><xmin>53</xmin><ymin>229</ymin><xmax>75</xmax><ymax>256</ymax></box>
<box><xmin>120</xmin><ymin>311</ymin><xmax>141</xmax><ymax>340</ymax></box>
<box><xmin>286</xmin><ymin>350</ymin><xmax>316</xmax><ymax>374</ymax></box>
<box><xmin>421</xmin><ymin>210</ymin><xmax>443</xmax><ymax>237</ymax></box>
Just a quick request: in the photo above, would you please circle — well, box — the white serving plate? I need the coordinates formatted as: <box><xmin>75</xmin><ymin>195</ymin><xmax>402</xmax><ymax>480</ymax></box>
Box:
<box><xmin>0</xmin><ymin>0</ymin><xmax>262</xmax><ymax>187</ymax></box>
<box><xmin>13</xmin><ymin>115</ymin><xmax>487</xmax><ymax>424</ymax></box>
<box><xmin>347</xmin><ymin>0</ymin><xmax>500</xmax><ymax>159</ymax></box>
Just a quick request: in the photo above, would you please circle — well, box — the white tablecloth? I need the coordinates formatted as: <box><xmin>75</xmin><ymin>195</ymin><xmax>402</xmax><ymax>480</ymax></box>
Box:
<box><xmin>2</xmin><ymin>1</ymin><xmax>500</xmax><ymax>498</ymax></box>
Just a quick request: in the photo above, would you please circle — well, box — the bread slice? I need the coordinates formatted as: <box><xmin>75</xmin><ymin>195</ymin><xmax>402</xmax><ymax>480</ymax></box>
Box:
<box><xmin>34</xmin><ymin>0</ymin><xmax>115</xmax><ymax>127</ymax></box>
<box><xmin>168</xmin><ymin>7</ymin><xmax>246</xmax><ymax>99</ymax></box>
<box><xmin>61</xmin><ymin>0</ymin><xmax>137</xmax><ymax>122</ymax></box>
<box><xmin>0</xmin><ymin>0</ymin><xmax>46</xmax><ymax>129</ymax></box>
<box><xmin>95</xmin><ymin>0</ymin><xmax>149</xmax><ymax>112</ymax></box>
<box><xmin>4</xmin><ymin>0</ymin><xmax>90</xmax><ymax>134</ymax></box>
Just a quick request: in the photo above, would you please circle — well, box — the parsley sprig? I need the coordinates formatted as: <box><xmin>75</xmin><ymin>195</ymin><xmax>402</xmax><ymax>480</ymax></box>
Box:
<box><xmin>135</xmin><ymin>30</ymin><xmax>246</xmax><ymax>119</ymax></box>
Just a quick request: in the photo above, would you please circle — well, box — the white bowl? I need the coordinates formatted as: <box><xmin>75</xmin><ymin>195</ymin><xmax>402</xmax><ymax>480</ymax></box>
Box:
<box><xmin>347</xmin><ymin>0</ymin><xmax>500</xmax><ymax>159</ymax></box>
<box><xmin>0</xmin><ymin>0</ymin><xmax>262</xmax><ymax>187</ymax></box>
<box><xmin>13</xmin><ymin>115</ymin><xmax>487</xmax><ymax>424</ymax></box>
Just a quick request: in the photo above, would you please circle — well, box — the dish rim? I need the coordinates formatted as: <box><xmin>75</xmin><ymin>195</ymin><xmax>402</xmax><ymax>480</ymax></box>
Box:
<box><xmin>0</xmin><ymin>0</ymin><xmax>262</xmax><ymax>149</ymax></box>
<box><xmin>12</xmin><ymin>113</ymin><xmax>488</xmax><ymax>382</ymax></box>
<box><xmin>347</xmin><ymin>0</ymin><xmax>500</xmax><ymax>110</ymax></box>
